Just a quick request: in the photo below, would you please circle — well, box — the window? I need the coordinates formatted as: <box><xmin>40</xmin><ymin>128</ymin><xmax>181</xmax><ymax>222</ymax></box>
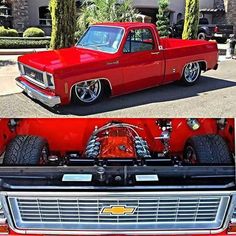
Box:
<box><xmin>177</xmin><ymin>19</ymin><xmax>184</xmax><ymax>25</ymax></box>
<box><xmin>39</xmin><ymin>6</ymin><xmax>52</xmax><ymax>26</ymax></box>
<box><xmin>77</xmin><ymin>26</ymin><xmax>124</xmax><ymax>53</ymax></box>
<box><xmin>177</xmin><ymin>13</ymin><xmax>182</xmax><ymax>22</ymax></box>
<box><xmin>123</xmin><ymin>29</ymin><xmax>154</xmax><ymax>53</ymax></box>
<box><xmin>199</xmin><ymin>18</ymin><xmax>209</xmax><ymax>25</ymax></box>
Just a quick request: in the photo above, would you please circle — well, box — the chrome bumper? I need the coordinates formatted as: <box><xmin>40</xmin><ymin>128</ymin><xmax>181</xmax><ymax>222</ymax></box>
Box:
<box><xmin>16</xmin><ymin>77</ymin><xmax>61</xmax><ymax>107</ymax></box>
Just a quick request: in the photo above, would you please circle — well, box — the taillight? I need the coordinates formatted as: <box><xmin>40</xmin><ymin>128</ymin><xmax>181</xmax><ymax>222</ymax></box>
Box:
<box><xmin>214</xmin><ymin>26</ymin><xmax>219</xmax><ymax>33</ymax></box>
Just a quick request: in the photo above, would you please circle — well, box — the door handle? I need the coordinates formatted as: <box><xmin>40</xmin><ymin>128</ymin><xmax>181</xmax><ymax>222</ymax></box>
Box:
<box><xmin>151</xmin><ymin>52</ymin><xmax>160</xmax><ymax>55</ymax></box>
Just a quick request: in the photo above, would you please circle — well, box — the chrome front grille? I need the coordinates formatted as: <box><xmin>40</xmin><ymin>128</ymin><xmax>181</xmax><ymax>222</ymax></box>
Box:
<box><xmin>20</xmin><ymin>64</ymin><xmax>45</xmax><ymax>86</ymax></box>
<box><xmin>8</xmin><ymin>194</ymin><xmax>230</xmax><ymax>231</ymax></box>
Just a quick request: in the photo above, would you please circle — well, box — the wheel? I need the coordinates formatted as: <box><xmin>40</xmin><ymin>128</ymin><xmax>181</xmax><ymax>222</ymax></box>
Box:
<box><xmin>216</xmin><ymin>38</ymin><xmax>227</xmax><ymax>44</ymax></box>
<box><xmin>3</xmin><ymin>135</ymin><xmax>49</xmax><ymax>166</ymax></box>
<box><xmin>183</xmin><ymin>134</ymin><xmax>233</xmax><ymax>165</ymax></box>
<box><xmin>197</xmin><ymin>32</ymin><xmax>206</xmax><ymax>40</ymax></box>
<box><xmin>72</xmin><ymin>80</ymin><xmax>104</xmax><ymax>105</ymax></box>
<box><xmin>181</xmin><ymin>62</ymin><xmax>201</xmax><ymax>85</ymax></box>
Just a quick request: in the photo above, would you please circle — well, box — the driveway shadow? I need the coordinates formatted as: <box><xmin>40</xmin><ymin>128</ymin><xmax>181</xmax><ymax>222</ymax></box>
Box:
<box><xmin>33</xmin><ymin>75</ymin><xmax>236</xmax><ymax>116</ymax></box>
<box><xmin>0</xmin><ymin>60</ymin><xmax>16</xmax><ymax>67</ymax></box>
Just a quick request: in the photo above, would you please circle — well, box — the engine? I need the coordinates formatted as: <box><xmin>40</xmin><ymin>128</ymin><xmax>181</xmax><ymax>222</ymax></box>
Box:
<box><xmin>85</xmin><ymin>122</ymin><xmax>151</xmax><ymax>159</ymax></box>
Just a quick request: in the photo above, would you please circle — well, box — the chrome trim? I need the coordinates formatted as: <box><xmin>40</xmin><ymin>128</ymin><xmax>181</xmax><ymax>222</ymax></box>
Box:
<box><xmin>18</xmin><ymin>63</ymin><xmax>47</xmax><ymax>89</ymax></box>
<box><xmin>16</xmin><ymin>78</ymin><xmax>61</xmax><ymax>107</ymax></box>
<box><xmin>180</xmin><ymin>60</ymin><xmax>208</xmax><ymax>80</ymax></box>
<box><xmin>1</xmin><ymin>191</ymin><xmax>234</xmax><ymax>235</ymax></box>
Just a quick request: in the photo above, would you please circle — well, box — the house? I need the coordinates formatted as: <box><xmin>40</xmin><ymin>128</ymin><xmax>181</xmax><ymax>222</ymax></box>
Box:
<box><xmin>2</xmin><ymin>0</ymin><xmax>236</xmax><ymax>35</ymax></box>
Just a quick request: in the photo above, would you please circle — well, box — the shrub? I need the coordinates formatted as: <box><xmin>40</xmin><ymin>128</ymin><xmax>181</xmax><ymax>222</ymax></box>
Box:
<box><xmin>182</xmin><ymin>0</ymin><xmax>200</xmax><ymax>39</ymax></box>
<box><xmin>7</xmin><ymin>29</ymin><xmax>18</xmax><ymax>37</ymax></box>
<box><xmin>0</xmin><ymin>39</ymin><xmax>50</xmax><ymax>49</ymax></box>
<box><xmin>0</xmin><ymin>27</ymin><xmax>18</xmax><ymax>37</ymax></box>
<box><xmin>23</xmin><ymin>27</ymin><xmax>45</xmax><ymax>37</ymax></box>
<box><xmin>156</xmin><ymin>0</ymin><xmax>170</xmax><ymax>37</ymax></box>
<box><xmin>0</xmin><ymin>26</ymin><xmax>8</xmax><ymax>36</ymax></box>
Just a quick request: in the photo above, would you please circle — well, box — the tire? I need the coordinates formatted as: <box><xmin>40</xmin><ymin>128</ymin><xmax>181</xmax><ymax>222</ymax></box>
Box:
<box><xmin>197</xmin><ymin>32</ymin><xmax>206</xmax><ymax>40</ymax></box>
<box><xmin>181</xmin><ymin>62</ymin><xmax>201</xmax><ymax>86</ymax></box>
<box><xmin>183</xmin><ymin>134</ymin><xmax>233</xmax><ymax>165</ymax></box>
<box><xmin>3</xmin><ymin>135</ymin><xmax>49</xmax><ymax>166</ymax></box>
<box><xmin>72</xmin><ymin>79</ymin><xmax>105</xmax><ymax>105</ymax></box>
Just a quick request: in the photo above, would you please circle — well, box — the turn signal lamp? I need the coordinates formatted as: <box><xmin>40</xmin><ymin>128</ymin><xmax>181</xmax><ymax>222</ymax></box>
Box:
<box><xmin>0</xmin><ymin>201</ymin><xmax>8</xmax><ymax>234</ymax></box>
<box><xmin>228</xmin><ymin>206</ymin><xmax>236</xmax><ymax>234</ymax></box>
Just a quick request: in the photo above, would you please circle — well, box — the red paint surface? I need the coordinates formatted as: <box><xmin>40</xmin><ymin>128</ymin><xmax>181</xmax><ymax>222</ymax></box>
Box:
<box><xmin>98</xmin><ymin>127</ymin><xmax>137</xmax><ymax>158</ymax></box>
<box><xmin>17</xmin><ymin>23</ymin><xmax>218</xmax><ymax>105</ymax></box>
<box><xmin>0</xmin><ymin>118</ymin><xmax>234</xmax><ymax>155</ymax></box>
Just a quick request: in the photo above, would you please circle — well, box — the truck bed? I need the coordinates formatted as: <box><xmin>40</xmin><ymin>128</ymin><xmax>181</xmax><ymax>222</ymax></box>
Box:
<box><xmin>160</xmin><ymin>38</ymin><xmax>217</xmax><ymax>50</ymax></box>
<box><xmin>159</xmin><ymin>38</ymin><xmax>218</xmax><ymax>83</ymax></box>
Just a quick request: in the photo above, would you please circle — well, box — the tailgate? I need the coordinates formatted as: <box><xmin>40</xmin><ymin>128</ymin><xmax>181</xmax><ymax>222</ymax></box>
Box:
<box><xmin>217</xmin><ymin>24</ymin><xmax>234</xmax><ymax>34</ymax></box>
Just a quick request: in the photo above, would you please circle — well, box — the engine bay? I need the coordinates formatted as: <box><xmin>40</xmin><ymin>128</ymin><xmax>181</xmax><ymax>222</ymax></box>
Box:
<box><xmin>0</xmin><ymin>118</ymin><xmax>235</xmax><ymax>167</ymax></box>
<box><xmin>0</xmin><ymin>118</ymin><xmax>235</xmax><ymax>189</ymax></box>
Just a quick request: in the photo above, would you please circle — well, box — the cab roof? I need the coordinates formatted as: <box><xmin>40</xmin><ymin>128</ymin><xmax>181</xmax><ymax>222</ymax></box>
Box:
<box><xmin>94</xmin><ymin>22</ymin><xmax>155</xmax><ymax>29</ymax></box>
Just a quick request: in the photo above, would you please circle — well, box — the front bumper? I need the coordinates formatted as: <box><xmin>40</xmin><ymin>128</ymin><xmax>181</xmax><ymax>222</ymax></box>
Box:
<box><xmin>16</xmin><ymin>77</ymin><xmax>61</xmax><ymax>107</ymax></box>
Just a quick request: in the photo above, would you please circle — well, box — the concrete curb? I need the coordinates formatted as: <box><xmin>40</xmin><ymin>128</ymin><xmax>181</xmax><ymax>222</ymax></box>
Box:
<box><xmin>0</xmin><ymin>48</ymin><xmax>48</xmax><ymax>55</ymax></box>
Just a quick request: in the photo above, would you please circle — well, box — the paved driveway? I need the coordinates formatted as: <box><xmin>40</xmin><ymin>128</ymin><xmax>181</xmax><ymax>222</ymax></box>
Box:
<box><xmin>0</xmin><ymin>55</ymin><xmax>236</xmax><ymax>118</ymax></box>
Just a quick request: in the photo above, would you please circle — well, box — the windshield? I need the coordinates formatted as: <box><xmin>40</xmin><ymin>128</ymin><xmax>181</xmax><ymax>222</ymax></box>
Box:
<box><xmin>76</xmin><ymin>26</ymin><xmax>124</xmax><ymax>53</ymax></box>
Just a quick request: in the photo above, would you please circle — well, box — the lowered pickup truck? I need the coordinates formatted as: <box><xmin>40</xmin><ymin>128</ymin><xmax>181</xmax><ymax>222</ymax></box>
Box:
<box><xmin>0</xmin><ymin>118</ymin><xmax>235</xmax><ymax>235</ymax></box>
<box><xmin>16</xmin><ymin>22</ymin><xmax>218</xmax><ymax>107</ymax></box>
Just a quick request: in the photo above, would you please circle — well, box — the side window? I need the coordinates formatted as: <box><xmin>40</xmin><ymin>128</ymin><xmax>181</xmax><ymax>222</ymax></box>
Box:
<box><xmin>123</xmin><ymin>28</ymin><xmax>155</xmax><ymax>53</ymax></box>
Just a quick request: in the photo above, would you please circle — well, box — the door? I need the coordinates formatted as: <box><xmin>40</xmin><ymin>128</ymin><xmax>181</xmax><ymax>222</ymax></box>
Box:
<box><xmin>120</xmin><ymin>28</ymin><xmax>165</xmax><ymax>94</ymax></box>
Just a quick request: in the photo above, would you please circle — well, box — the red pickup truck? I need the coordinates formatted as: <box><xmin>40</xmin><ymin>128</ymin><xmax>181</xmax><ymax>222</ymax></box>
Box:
<box><xmin>0</xmin><ymin>118</ymin><xmax>235</xmax><ymax>235</ymax></box>
<box><xmin>16</xmin><ymin>22</ymin><xmax>218</xmax><ymax>107</ymax></box>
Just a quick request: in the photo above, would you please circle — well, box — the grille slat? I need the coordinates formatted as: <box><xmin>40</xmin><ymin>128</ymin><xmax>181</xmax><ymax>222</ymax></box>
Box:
<box><xmin>21</xmin><ymin>64</ymin><xmax>45</xmax><ymax>86</ymax></box>
<box><xmin>8</xmin><ymin>195</ymin><xmax>229</xmax><ymax>231</ymax></box>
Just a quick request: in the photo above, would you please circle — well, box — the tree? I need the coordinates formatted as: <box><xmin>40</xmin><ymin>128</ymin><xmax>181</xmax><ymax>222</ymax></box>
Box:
<box><xmin>156</xmin><ymin>0</ymin><xmax>170</xmax><ymax>37</ymax></box>
<box><xmin>182</xmin><ymin>0</ymin><xmax>199</xmax><ymax>39</ymax></box>
<box><xmin>49</xmin><ymin>0</ymin><xmax>76</xmax><ymax>49</ymax></box>
<box><xmin>76</xmin><ymin>0</ymin><xmax>138</xmax><ymax>38</ymax></box>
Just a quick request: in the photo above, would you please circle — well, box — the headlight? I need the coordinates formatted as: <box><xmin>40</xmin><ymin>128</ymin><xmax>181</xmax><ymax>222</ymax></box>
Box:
<box><xmin>46</xmin><ymin>73</ymin><xmax>55</xmax><ymax>89</ymax></box>
<box><xmin>18</xmin><ymin>62</ymin><xmax>23</xmax><ymax>75</ymax></box>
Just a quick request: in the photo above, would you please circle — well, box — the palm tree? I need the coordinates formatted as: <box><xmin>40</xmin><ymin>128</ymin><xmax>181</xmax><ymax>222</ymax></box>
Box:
<box><xmin>76</xmin><ymin>0</ymin><xmax>138</xmax><ymax>38</ymax></box>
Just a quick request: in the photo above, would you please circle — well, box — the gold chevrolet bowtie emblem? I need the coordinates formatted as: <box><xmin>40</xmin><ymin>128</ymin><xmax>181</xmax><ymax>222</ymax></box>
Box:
<box><xmin>101</xmin><ymin>205</ymin><xmax>136</xmax><ymax>215</ymax></box>
<box><xmin>30</xmin><ymin>72</ymin><xmax>36</xmax><ymax>78</ymax></box>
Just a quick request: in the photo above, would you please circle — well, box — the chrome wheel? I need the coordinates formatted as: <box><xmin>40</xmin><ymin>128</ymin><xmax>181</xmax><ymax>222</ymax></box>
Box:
<box><xmin>74</xmin><ymin>80</ymin><xmax>102</xmax><ymax>103</ymax></box>
<box><xmin>184</xmin><ymin>62</ymin><xmax>200</xmax><ymax>83</ymax></box>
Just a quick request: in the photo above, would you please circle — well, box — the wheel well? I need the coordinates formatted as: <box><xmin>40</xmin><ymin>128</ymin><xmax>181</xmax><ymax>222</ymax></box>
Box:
<box><xmin>70</xmin><ymin>79</ymin><xmax>112</xmax><ymax>102</ymax></box>
<box><xmin>199</xmin><ymin>61</ymin><xmax>207</xmax><ymax>71</ymax></box>
<box><xmin>101</xmin><ymin>79</ymin><xmax>112</xmax><ymax>97</ymax></box>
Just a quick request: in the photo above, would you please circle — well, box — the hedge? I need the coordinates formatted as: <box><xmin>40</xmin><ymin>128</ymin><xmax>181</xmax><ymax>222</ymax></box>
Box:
<box><xmin>23</xmin><ymin>27</ymin><xmax>45</xmax><ymax>37</ymax></box>
<box><xmin>0</xmin><ymin>39</ymin><xmax>50</xmax><ymax>49</ymax></box>
<box><xmin>0</xmin><ymin>27</ymin><xmax>18</xmax><ymax>37</ymax></box>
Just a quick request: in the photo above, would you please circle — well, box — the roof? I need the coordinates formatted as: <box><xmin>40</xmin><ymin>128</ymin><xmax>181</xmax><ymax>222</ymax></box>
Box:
<box><xmin>94</xmin><ymin>22</ymin><xmax>156</xmax><ymax>29</ymax></box>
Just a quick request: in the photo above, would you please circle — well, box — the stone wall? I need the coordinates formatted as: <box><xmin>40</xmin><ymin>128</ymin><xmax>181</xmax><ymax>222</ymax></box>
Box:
<box><xmin>224</xmin><ymin>0</ymin><xmax>236</xmax><ymax>34</ymax></box>
<box><xmin>7</xmin><ymin>0</ymin><xmax>29</xmax><ymax>32</ymax></box>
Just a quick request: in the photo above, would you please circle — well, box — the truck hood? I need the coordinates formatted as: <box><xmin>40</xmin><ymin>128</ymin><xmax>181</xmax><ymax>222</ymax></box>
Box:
<box><xmin>18</xmin><ymin>47</ymin><xmax>115</xmax><ymax>74</ymax></box>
